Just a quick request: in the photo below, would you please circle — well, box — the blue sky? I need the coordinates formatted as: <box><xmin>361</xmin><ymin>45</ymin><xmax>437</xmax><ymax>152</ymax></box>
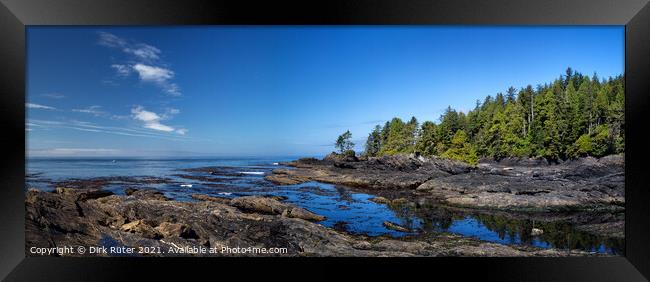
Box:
<box><xmin>26</xmin><ymin>26</ymin><xmax>624</xmax><ymax>157</ymax></box>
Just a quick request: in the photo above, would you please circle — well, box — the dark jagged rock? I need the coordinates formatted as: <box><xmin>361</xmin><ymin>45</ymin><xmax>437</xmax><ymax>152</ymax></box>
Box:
<box><xmin>263</xmin><ymin>195</ymin><xmax>289</xmax><ymax>201</ymax></box>
<box><xmin>383</xmin><ymin>221</ymin><xmax>413</xmax><ymax>233</ymax></box>
<box><xmin>230</xmin><ymin>196</ymin><xmax>326</xmax><ymax>222</ymax></box>
<box><xmin>154</xmin><ymin>222</ymin><xmax>199</xmax><ymax>239</ymax></box>
<box><xmin>120</xmin><ymin>219</ymin><xmax>161</xmax><ymax>239</ymax></box>
<box><xmin>191</xmin><ymin>194</ymin><xmax>232</xmax><ymax>204</ymax></box>
<box><xmin>55</xmin><ymin>187</ymin><xmax>114</xmax><ymax>201</ymax></box>
<box><xmin>25</xmin><ymin>188</ymin><xmax>595</xmax><ymax>257</ymax></box>
<box><xmin>265</xmin><ymin>153</ymin><xmax>624</xmax><ymax>213</ymax></box>
<box><xmin>417</xmin><ymin>154</ymin><xmax>624</xmax><ymax>212</ymax></box>
<box><xmin>265</xmin><ymin>154</ymin><xmax>468</xmax><ymax>190</ymax></box>
<box><xmin>124</xmin><ymin>187</ymin><xmax>138</xmax><ymax>196</ymax></box>
<box><xmin>369</xmin><ymin>197</ymin><xmax>391</xmax><ymax>204</ymax></box>
<box><xmin>128</xmin><ymin>189</ymin><xmax>170</xmax><ymax>201</ymax></box>
<box><xmin>333</xmin><ymin>161</ymin><xmax>356</xmax><ymax>169</ymax></box>
<box><xmin>324</xmin><ymin>151</ymin><xmax>359</xmax><ymax>163</ymax></box>
<box><xmin>264</xmin><ymin>172</ymin><xmax>305</xmax><ymax>185</ymax></box>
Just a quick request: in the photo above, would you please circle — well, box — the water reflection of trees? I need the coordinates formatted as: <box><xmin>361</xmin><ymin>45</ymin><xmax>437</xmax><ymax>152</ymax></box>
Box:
<box><xmin>472</xmin><ymin>214</ymin><xmax>624</xmax><ymax>255</ymax></box>
<box><xmin>387</xmin><ymin>202</ymin><xmax>624</xmax><ymax>255</ymax></box>
<box><xmin>388</xmin><ymin>202</ymin><xmax>460</xmax><ymax>232</ymax></box>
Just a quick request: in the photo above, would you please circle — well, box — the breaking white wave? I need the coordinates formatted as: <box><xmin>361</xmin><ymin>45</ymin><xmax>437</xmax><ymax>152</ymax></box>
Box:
<box><xmin>180</xmin><ymin>184</ymin><xmax>193</xmax><ymax>188</ymax></box>
<box><xmin>240</xmin><ymin>171</ymin><xmax>265</xmax><ymax>175</ymax></box>
<box><xmin>218</xmin><ymin>192</ymin><xmax>232</xmax><ymax>196</ymax></box>
<box><xmin>272</xmin><ymin>162</ymin><xmax>279</xmax><ymax>165</ymax></box>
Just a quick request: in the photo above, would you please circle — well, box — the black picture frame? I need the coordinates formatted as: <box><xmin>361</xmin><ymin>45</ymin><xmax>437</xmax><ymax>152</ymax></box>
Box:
<box><xmin>1</xmin><ymin>0</ymin><xmax>648</xmax><ymax>280</ymax></box>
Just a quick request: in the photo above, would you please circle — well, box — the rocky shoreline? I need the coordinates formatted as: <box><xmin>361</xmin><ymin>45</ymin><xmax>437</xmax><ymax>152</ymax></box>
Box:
<box><xmin>265</xmin><ymin>153</ymin><xmax>624</xmax><ymax>213</ymax></box>
<box><xmin>25</xmin><ymin>185</ymin><xmax>599</xmax><ymax>257</ymax></box>
<box><xmin>25</xmin><ymin>153</ymin><xmax>623</xmax><ymax>257</ymax></box>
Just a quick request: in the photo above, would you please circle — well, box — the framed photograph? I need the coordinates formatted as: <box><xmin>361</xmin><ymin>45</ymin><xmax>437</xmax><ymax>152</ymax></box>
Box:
<box><xmin>1</xmin><ymin>0</ymin><xmax>649</xmax><ymax>280</ymax></box>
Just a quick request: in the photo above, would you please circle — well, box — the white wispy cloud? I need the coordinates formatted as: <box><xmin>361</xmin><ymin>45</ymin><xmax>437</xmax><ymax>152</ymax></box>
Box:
<box><xmin>98</xmin><ymin>32</ymin><xmax>182</xmax><ymax>96</ymax></box>
<box><xmin>95</xmin><ymin>32</ymin><xmax>186</xmax><ymax>137</ymax></box>
<box><xmin>124</xmin><ymin>43</ymin><xmax>161</xmax><ymax>60</ymax></box>
<box><xmin>72</xmin><ymin>105</ymin><xmax>107</xmax><ymax>117</ymax></box>
<box><xmin>164</xmin><ymin>82</ymin><xmax>181</xmax><ymax>96</ymax></box>
<box><xmin>26</xmin><ymin>122</ymin><xmax>41</xmax><ymax>131</ymax></box>
<box><xmin>131</xmin><ymin>64</ymin><xmax>181</xmax><ymax>96</ymax></box>
<box><xmin>132</xmin><ymin>63</ymin><xmax>173</xmax><ymax>82</ymax></box>
<box><xmin>98</xmin><ymin>32</ymin><xmax>127</xmax><ymax>48</ymax></box>
<box><xmin>26</xmin><ymin>103</ymin><xmax>56</xmax><ymax>110</ymax></box>
<box><xmin>28</xmin><ymin>119</ymin><xmax>65</xmax><ymax>126</ymax></box>
<box><xmin>161</xmin><ymin>107</ymin><xmax>180</xmax><ymax>119</ymax></box>
<box><xmin>145</xmin><ymin>123</ymin><xmax>174</xmax><ymax>132</ymax></box>
<box><xmin>41</xmin><ymin>93</ymin><xmax>66</xmax><ymax>99</ymax></box>
<box><xmin>110</xmin><ymin>114</ymin><xmax>130</xmax><ymax>120</ymax></box>
<box><xmin>28</xmin><ymin>148</ymin><xmax>217</xmax><ymax>157</ymax></box>
<box><xmin>111</xmin><ymin>64</ymin><xmax>131</xmax><ymax>76</ymax></box>
<box><xmin>28</xmin><ymin>118</ymin><xmax>192</xmax><ymax>141</ymax></box>
<box><xmin>28</xmin><ymin>148</ymin><xmax>122</xmax><ymax>157</ymax></box>
<box><xmin>99</xmin><ymin>32</ymin><xmax>161</xmax><ymax>61</ymax></box>
<box><xmin>131</xmin><ymin>106</ymin><xmax>184</xmax><ymax>134</ymax></box>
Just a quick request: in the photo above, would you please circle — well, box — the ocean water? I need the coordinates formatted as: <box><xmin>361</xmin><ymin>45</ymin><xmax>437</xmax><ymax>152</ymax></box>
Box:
<box><xmin>26</xmin><ymin>157</ymin><xmax>623</xmax><ymax>255</ymax></box>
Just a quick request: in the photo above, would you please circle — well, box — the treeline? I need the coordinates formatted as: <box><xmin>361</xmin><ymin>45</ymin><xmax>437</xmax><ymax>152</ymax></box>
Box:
<box><xmin>362</xmin><ymin>68</ymin><xmax>624</xmax><ymax>165</ymax></box>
